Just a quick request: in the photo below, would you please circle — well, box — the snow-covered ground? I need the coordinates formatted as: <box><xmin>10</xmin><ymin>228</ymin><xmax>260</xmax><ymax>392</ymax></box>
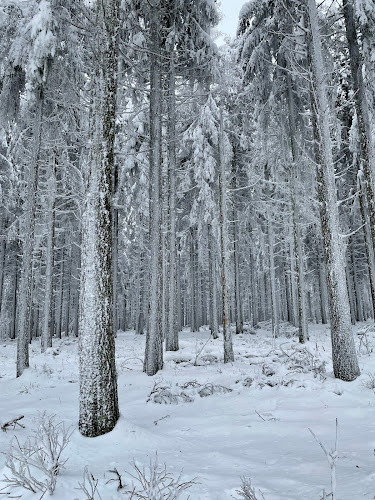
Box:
<box><xmin>1</xmin><ymin>323</ymin><xmax>374</xmax><ymax>499</ymax></box>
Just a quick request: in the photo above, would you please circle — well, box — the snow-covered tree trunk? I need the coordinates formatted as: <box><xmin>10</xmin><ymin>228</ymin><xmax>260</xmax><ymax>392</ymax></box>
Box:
<box><xmin>0</xmin><ymin>214</ymin><xmax>6</xmax><ymax>310</ymax></box>
<box><xmin>208</xmin><ymin>224</ymin><xmax>219</xmax><ymax>338</ymax></box>
<box><xmin>317</xmin><ymin>245</ymin><xmax>329</xmax><ymax>324</ymax></box>
<box><xmin>267</xmin><ymin>209</ymin><xmax>279</xmax><ymax>338</ymax></box>
<box><xmin>286</xmin><ymin>72</ymin><xmax>308</xmax><ymax>343</ymax></box>
<box><xmin>55</xmin><ymin>249</ymin><xmax>64</xmax><ymax>339</ymax></box>
<box><xmin>41</xmin><ymin>155</ymin><xmax>56</xmax><ymax>352</ymax></box>
<box><xmin>112</xmin><ymin>172</ymin><xmax>119</xmax><ymax>335</ymax></box>
<box><xmin>135</xmin><ymin>248</ymin><xmax>142</xmax><ymax>334</ymax></box>
<box><xmin>289</xmin><ymin>224</ymin><xmax>298</xmax><ymax>325</ymax></box>
<box><xmin>231</xmin><ymin>155</ymin><xmax>243</xmax><ymax>334</ymax></box>
<box><xmin>249</xmin><ymin>236</ymin><xmax>258</xmax><ymax>327</ymax></box>
<box><xmin>218</xmin><ymin>109</ymin><xmax>234</xmax><ymax>363</ymax></box>
<box><xmin>16</xmin><ymin>96</ymin><xmax>43</xmax><ymax>377</ymax></box>
<box><xmin>176</xmin><ymin>252</ymin><xmax>182</xmax><ymax>332</ymax></box>
<box><xmin>350</xmin><ymin>238</ymin><xmax>364</xmax><ymax>322</ymax></box>
<box><xmin>345</xmin><ymin>258</ymin><xmax>357</xmax><ymax>325</ymax></box>
<box><xmin>306</xmin><ymin>0</ymin><xmax>360</xmax><ymax>381</ymax></box>
<box><xmin>79</xmin><ymin>0</ymin><xmax>120</xmax><ymax>436</ymax></box>
<box><xmin>165</xmin><ymin>52</ymin><xmax>178</xmax><ymax>351</ymax></box>
<box><xmin>144</xmin><ymin>1</ymin><xmax>163</xmax><ymax>375</ymax></box>
<box><xmin>358</xmin><ymin>166</ymin><xmax>375</xmax><ymax>316</ymax></box>
<box><xmin>343</xmin><ymin>0</ymin><xmax>375</xmax><ymax>315</ymax></box>
<box><xmin>190</xmin><ymin>228</ymin><xmax>197</xmax><ymax>332</ymax></box>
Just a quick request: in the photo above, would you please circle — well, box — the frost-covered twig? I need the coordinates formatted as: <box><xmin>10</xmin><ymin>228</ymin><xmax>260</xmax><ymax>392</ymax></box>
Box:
<box><xmin>106</xmin><ymin>467</ymin><xmax>124</xmax><ymax>490</ymax></box>
<box><xmin>193</xmin><ymin>337</ymin><xmax>212</xmax><ymax>366</ymax></box>
<box><xmin>308</xmin><ymin>419</ymin><xmax>338</xmax><ymax>500</ymax></box>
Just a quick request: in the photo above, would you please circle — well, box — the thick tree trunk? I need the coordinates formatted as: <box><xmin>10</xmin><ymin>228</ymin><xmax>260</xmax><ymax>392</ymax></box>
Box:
<box><xmin>307</xmin><ymin>0</ymin><xmax>360</xmax><ymax>381</ymax></box>
<box><xmin>79</xmin><ymin>0</ymin><xmax>120</xmax><ymax>436</ymax></box>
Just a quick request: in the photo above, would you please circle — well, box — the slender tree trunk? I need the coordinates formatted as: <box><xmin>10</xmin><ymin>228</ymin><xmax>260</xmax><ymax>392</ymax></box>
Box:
<box><xmin>177</xmin><ymin>252</ymin><xmax>182</xmax><ymax>332</ymax></box>
<box><xmin>165</xmin><ymin>52</ymin><xmax>178</xmax><ymax>350</ymax></box>
<box><xmin>112</xmin><ymin>187</ymin><xmax>119</xmax><ymax>335</ymax></box>
<box><xmin>64</xmin><ymin>242</ymin><xmax>73</xmax><ymax>337</ymax></box>
<box><xmin>11</xmin><ymin>251</ymin><xmax>18</xmax><ymax>340</ymax></box>
<box><xmin>144</xmin><ymin>1</ymin><xmax>163</xmax><ymax>375</ymax></box>
<box><xmin>55</xmin><ymin>248</ymin><xmax>64</xmax><ymax>339</ymax></box>
<box><xmin>286</xmin><ymin>72</ymin><xmax>308</xmax><ymax>342</ymax></box>
<box><xmin>41</xmin><ymin>155</ymin><xmax>56</xmax><ymax>352</ymax></box>
<box><xmin>231</xmin><ymin>156</ymin><xmax>243</xmax><ymax>334</ymax></box>
<box><xmin>218</xmin><ymin>109</ymin><xmax>234</xmax><ymax>362</ymax></box>
<box><xmin>208</xmin><ymin>224</ymin><xmax>219</xmax><ymax>338</ymax></box>
<box><xmin>358</xmin><ymin>175</ymin><xmax>375</xmax><ymax>317</ymax></box>
<box><xmin>190</xmin><ymin>228</ymin><xmax>197</xmax><ymax>332</ymax></box>
<box><xmin>0</xmin><ymin>213</ymin><xmax>6</xmax><ymax>310</ymax></box>
<box><xmin>350</xmin><ymin>238</ymin><xmax>364</xmax><ymax>322</ymax></box>
<box><xmin>267</xmin><ymin>211</ymin><xmax>280</xmax><ymax>338</ymax></box>
<box><xmin>249</xmin><ymin>235</ymin><xmax>258</xmax><ymax>327</ymax></box>
<box><xmin>343</xmin><ymin>2</ymin><xmax>375</xmax><ymax>305</ymax></box>
<box><xmin>16</xmin><ymin>96</ymin><xmax>43</xmax><ymax>377</ymax></box>
<box><xmin>318</xmin><ymin>246</ymin><xmax>329</xmax><ymax>324</ymax></box>
<box><xmin>345</xmin><ymin>258</ymin><xmax>357</xmax><ymax>325</ymax></box>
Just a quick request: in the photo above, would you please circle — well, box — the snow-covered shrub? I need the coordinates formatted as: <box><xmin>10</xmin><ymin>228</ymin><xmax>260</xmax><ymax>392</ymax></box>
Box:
<box><xmin>356</xmin><ymin>325</ymin><xmax>373</xmax><ymax>355</ymax></box>
<box><xmin>76</xmin><ymin>456</ymin><xmax>195</xmax><ymax>500</ymax></box>
<box><xmin>279</xmin><ymin>323</ymin><xmax>299</xmax><ymax>338</ymax></box>
<box><xmin>147</xmin><ymin>382</ymin><xmax>194</xmax><ymax>404</ymax></box>
<box><xmin>242</xmin><ymin>377</ymin><xmax>253</xmax><ymax>387</ymax></box>
<box><xmin>362</xmin><ymin>373</ymin><xmax>375</xmax><ymax>390</ymax></box>
<box><xmin>76</xmin><ymin>467</ymin><xmax>103</xmax><ymax>500</ymax></box>
<box><xmin>285</xmin><ymin>347</ymin><xmax>326</xmax><ymax>378</ymax></box>
<box><xmin>262</xmin><ymin>364</ymin><xmax>275</xmax><ymax>377</ymax></box>
<box><xmin>125</xmin><ymin>454</ymin><xmax>195</xmax><ymax>499</ymax></box>
<box><xmin>235</xmin><ymin>477</ymin><xmax>260</xmax><ymax>499</ymax></box>
<box><xmin>199</xmin><ymin>354</ymin><xmax>218</xmax><ymax>365</ymax></box>
<box><xmin>2</xmin><ymin>413</ymin><xmax>73</xmax><ymax>495</ymax></box>
<box><xmin>198</xmin><ymin>383</ymin><xmax>232</xmax><ymax>397</ymax></box>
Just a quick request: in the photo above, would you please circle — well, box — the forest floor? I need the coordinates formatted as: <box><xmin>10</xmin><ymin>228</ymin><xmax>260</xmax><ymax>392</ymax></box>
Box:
<box><xmin>0</xmin><ymin>322</ymin><xmax>374</xmax><ymax>499</ymax></box>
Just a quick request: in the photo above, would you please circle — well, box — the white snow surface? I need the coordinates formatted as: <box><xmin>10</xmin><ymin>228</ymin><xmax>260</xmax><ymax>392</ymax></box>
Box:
<box><xmin>0</xmin><ymin>323</ymin><xmax>374</xmax><ymax>499</ymax></box>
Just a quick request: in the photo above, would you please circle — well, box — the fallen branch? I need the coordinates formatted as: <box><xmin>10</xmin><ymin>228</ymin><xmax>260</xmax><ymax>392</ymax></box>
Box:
<box><xmin>1</xmin><ymin>417</ymin><xmax>25</xmax><ymax>433</ymax></box>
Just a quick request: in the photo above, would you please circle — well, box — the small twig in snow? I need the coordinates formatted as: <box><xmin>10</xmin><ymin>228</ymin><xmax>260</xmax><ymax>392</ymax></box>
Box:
<box><xmin>153</xmin><ymin>415</ymin><xmax>170</xmax><ymax>426</ymax></box>
<box><xmin>308</xmin><ymin>419</ymin><xmax>338</xmax><ymax>500</ymax></box>
<box><xmin>1</xmin><ymin>417</ymin><xmax>25</xmax><ymax>433</ymax></box>
<box><xmin>255</xmin><ymin>411</ymin><xmax>266</xmax><ymax>422</ymax></box>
